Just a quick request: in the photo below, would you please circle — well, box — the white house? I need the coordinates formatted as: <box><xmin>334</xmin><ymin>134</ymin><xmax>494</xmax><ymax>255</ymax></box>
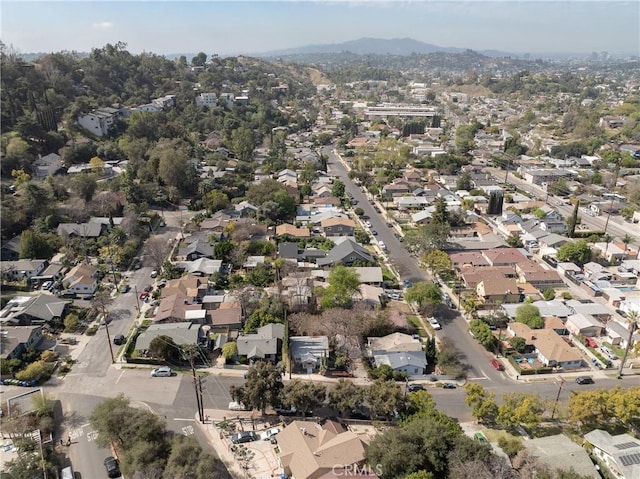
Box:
<box><xmin>583</xmin><ymin>430</ymin><xmax>640</xmax><ymax>479</ymax></box>
<box><xmin>77</xmin><ymin>107</ymin><xmax>122</xmax><ymax>137</ymax></box>
<box><xmin>196</xmin><ymin>93</ymin><xmax>218</xmax><ymax>108</ymax></box>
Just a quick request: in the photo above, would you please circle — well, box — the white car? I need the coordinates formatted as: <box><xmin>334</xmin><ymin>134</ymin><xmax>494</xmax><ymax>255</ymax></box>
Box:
<box><xmin>228</xmin><ymin>401</ymin><xmax>250</xmax><ymax>411</ymax></box>
<box><xmin>150</xmin><ymin>367</ymin><xmax>172</xmax><ymax>377</ymax></box>
<box><xmin>428</xmin><ymin>317</ymin><xmax>442</xmax><ymax>330</ymax></box>
<box><xmin>260</xmin><ymin>427</ymin><xmax>281</xmax><ymax>441</ymax></box>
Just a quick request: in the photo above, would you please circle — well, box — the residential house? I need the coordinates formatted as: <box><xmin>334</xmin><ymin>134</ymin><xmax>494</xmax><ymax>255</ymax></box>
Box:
<box><xmin>476</xmin><ymin>276</ymin><xmax>520</xmax><ymax>304</ymax></box>
<box><xmin>276</xmin><ymin>224</ymin><xmax>310</xmax><ymax>239</ymax></box>
<box><xmin>174</xmin><ymin>258</ymin><xmax>222</xmax><ymax>276</ymax></box>
<box><xmin>367</xmin><ymin>332</ymin><xmax>422</xmax><ymax>354</ymax></box>
<box><xmin>502</xmin><ymin>300</ymin><xmax>573</xmax><ymax>320</ymax></box>
<box><xmin>208</xmin><ymin>303</ymin><xmax>242</xmax><ymax>333</ymax></box>
<box><xmin>290</xmin><ymin>336</ymin><xmax>329</xmax><ymax>373</ymax></box>
<box><xmin>459</xmin><ymin>266</ymin><xmax>516</xmax><ymax>289</ymax></box>
<box><xmin>372</xmin><ymin>351</ymin><xmax>427</xmax><ymax>375</ymax></box>
<box><xmin>177</xmin><ymin>238</ymin><xmax>214</xmax><ymax>261</ymax></box>
<box><xmin>524</xmin><ymin>435</ymin><xmax>600</xmax><ymax>479</ymax></box>
<box><xmin>516</xmin><ymin>264</ymin><xmax>565</xmax><ymax>291</ymax></box>
<box><xmin>134</xmin><ymin>322</ymin><xmax>209</xmax><ymax>354</ymax></box>
<box><xmin>450</xmin><ymin>251</ymin><xmax>491</xmax><ymax>269</ymax></box>
<box><xmin>317</xmin><ymin>239</ymin><xmax>374</xmax><ymax>267</ymax></box>
<box><xmin>1</xmin><ymin>260</ymin><xmax>48</xmax><ymax>282</ymax></box>
<box><xmin>57</xmin><ymin>222</ymin><xmax>105</xmax><ymax>238</ymax></box>
<box><xmin>154</xmin><ymin>293</ymin><xmax>203</xmax><ymax>323</ymax></box>
<box><xmin>0</xmin><ymin>295</ymin><xmax>69</xmax><ymax>325</ymax></box>
<box><xmin>565</xmin><ymin>314</ymin><xmax>604</xmax><ymax>338</ymax></box>
<box><xmin>195</xmin><ymin>92</ymin><xmax>217</xmax><ymax>108</ymax></box>
<box><xmin>277</xmin><ymin>420</ymin><xmax>371</xmax><ymax>479</ymax></box>
<box><xmin>359</xmin><ymin>284</ymin><xmax>385</xmax><ymax>307</ymax></box>
<box><xmin>236</xmin><ymin>323</ymin><xmax>285</xmax><ymax>362</ymax></box>
<box><xmin>592</xmin><ymin>242</ymin><xmax>626</xmax><ymax>263</ymax></box>
<box><xmin>539</xmin><ymin>218</ymin><xmax>567</xmax><ymax>234</ymax></box>
<box><xmin>63</xmin><ymin>263</ymin><xmax>98</xmax><ymax>294</ymax></box>
<box><xmin>353</xmin><ymin>267</ymin><xmax>383</xmax><ymax>286</ymax></box>
<box><xmin>162</xmin><ymin>275</ymin><xmax>209</xmax><ymax>303</ymax></box>
<box><xmin>77</xmin><ymin>107</ymin><xmax>122</xmax><ymax>137</ymax></box>
<box><xmin>566</xmin><ymin>300</ymin><xmax>612</xmax><ymax>321</ymax></box>
<box><xmin>381</xmin><ymin>182</ymin><xmax>411</xmax><ymax>198</ymax></box>
<box><xmin>233</xmin><ymin>201</ymin><xmax>258</xmax><ymax>217</ymax></box>
<box><xmin>243</xmin><ymin>256</ymin><xmax>265</xmax><ymax>269</ymax></box>
<box><xmin>507</xmin><ymin>322</ymin><xmax>583</xmax><ymax>369</ymax></box>
<box><xmin>0</xmin><ymin>236</ymin><xmax>21</xmax><ymax>261</ymax></box>
<box><xmin>482</xmin><ymin>247</ymin><xmax>528</xmax><ymax>267</ymax></box>
<box><xmin>0</xmin><ymin>325</ymin><xmax>44</xmax><ymax>359</ymax></box>
<box><xmin>583</xmin><ymin>430</ymin><xmax>640</xmax><ymax>479</ymax></box>
<box><xmin>32</xmin><ymin>153</ymin><xmax>64</xmax><ymax>178</ymax></box>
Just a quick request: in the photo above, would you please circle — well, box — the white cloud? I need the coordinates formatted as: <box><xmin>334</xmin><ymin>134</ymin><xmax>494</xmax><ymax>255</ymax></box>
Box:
<box><xmin>93</xmin><ymin>21</ymin><xmax>114</xmax><ymax>29</ymax></box>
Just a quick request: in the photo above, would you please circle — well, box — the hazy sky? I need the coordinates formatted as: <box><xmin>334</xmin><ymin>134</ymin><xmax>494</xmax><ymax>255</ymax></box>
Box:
<box><xmin>3</xmin><ymin>1</ymin><xmax>639</xmax><ymax>56</ymax></box>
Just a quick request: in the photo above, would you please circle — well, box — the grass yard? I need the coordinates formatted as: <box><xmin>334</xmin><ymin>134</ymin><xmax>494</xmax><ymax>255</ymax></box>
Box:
<box><xmin>482</xmin><ymin>429</ymin><xmax>523</xmax><ymax>444</ymax></box>
<box><xmin>407</xmin><ymin>314</ymin><xmax>427</xmax><ymax>337</ymax></box>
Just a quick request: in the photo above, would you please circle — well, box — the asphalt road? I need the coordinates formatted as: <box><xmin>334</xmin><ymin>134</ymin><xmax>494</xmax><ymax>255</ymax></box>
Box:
<box><xmin>323</xmin><ymin>145</ymin><xmax>508</xmax><ymax>384</ymax></box>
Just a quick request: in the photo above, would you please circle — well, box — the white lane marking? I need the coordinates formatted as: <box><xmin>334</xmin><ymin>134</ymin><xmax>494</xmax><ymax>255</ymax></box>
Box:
<box><xmin>115</xmin><ymin>370</ymin><xmax>125</xmax><ymax>384</ymax></box>
<box><xmin>173</xmin><ymin>418</ymin><xmax>196</xmax><ymax>422</ymax></box>
<box><xmin>182</xmin><ymin>425</ymin><xmax>195</xmax><ymax>436</ymax></box>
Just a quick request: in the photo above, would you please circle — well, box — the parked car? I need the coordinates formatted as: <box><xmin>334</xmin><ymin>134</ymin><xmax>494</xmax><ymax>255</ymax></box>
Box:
<box><xmin>490</xmin><ymin>358</ymin><xmax>504</xmax><ymax>371</ymax></box>
<box><xmin>474</xmin><ymin>432</ymin><xmax>488</xmax><ymax>443</ymax></box>
<box><xmin>601</xmin><ymin>346</ymin><xmax>618</xmax><ymax>360</ymax></box>
<box><xmin>576</xmin><ymin>376</ymin><xmax>595</xmax><ymax>385</ymax></box>
<box><xmin>143</xmin><ymin>285</ymin><xmax>152</xmax><ymax>292</ymax></box>
<box><xmin>403</xmin><ymin>280</ymin><xmax>412</xmax><ymax>288</ymax></box>
<box><xmin>585</xmin><ymin>337</ymin><xmax>598</xmax><ymax>348</ymax></box>
<box><xmin>150</xmin><ymin>270</ymin><xmax>158</xmax><ymax>278</ymax></box>
<box><xmin>113</xmin><ymin>334</ymin><xmax>125</xmax><ymax>346</ymax></box>
<box><xmin>428</xmin><ymin>317</ymin><xmax>442</xmax><ymax>330</ymax></box>
<box><xmin>139</xmin><ymin>291</ymin><xmax>149</xmax><ymax>300</ymax></box>
<box><xmin>150</xmin><ymin>367</ymin><xmax>172</xmax><ymax>377</ymax></box>
<box><xmin>261</xmin><ymin>427</ymin><xmax>281</xmax><ymax>441</ymax></box>
<box><xmin>371</xmin><ymin>230</ymin><xmax>378</xmax><ymax>236</ymax></box>
<box><xmin>231</xmin><ymin>431</ymin><xmax>258</xmax><ymax>444</ymax></box>
<box><xmin>229</xmin><ymin>401</ymin><xmax>250</xmax><ymax>411</ymax></box>
<box><xmin>104</xmin><ymin>456</ymin><xmax>121</xmax><ymax>478</ymax></box>
<box><xmin>407</xmin><ymin>384</ymin><xmax>424</xmax><ymax>392</ymax></box>
<box><xmin>41</xmin><ymin>281</ymin><xmax>53</xmax><ymax>290</ymax></box>
<box><xmin>442</xmin><ymin>383</ymin><xmax>457</xmax><ymax>389</ymax></box>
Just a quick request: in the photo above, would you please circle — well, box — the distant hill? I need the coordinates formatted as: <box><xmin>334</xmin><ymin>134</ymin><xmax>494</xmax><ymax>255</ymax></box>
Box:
<box><xmin>256</xmin><ymin>37</ymin><xmax>513</xmax><ymax>58</ymax></box>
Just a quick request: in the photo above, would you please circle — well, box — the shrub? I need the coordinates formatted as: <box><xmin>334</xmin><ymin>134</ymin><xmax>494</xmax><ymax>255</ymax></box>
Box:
<box><xmin>64</xmin><ymin>313</ymin><xmax>81</xmax><ymax>332</ymax></box>
<box><xmin>15</xmin><ymin>360</ymin><xmax>51</xmax><ymax>381</ymax></box>
<box><xmin>86</xmin><ymin>326</ymin><xmax>98</xmax><ymax>336</ymax></box>
<box><xmin>498</xmin><ymin>436</ymin><xmax>524</xmax><ymax>457</ymax></box>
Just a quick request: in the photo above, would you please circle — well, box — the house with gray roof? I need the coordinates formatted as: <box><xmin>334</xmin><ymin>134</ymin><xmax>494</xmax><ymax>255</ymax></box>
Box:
<box><xmin>0</xmin><ymin>325</ymin><xmax>44</xmax><ymax>359</ymax></box>
<box><xmin>175</xmin><ymin>258</ymin><xmax>222</xmax><ymax>276</ymax></box>
<box><xmin>0</xmin><ymin>295</ymin><xmax>70</xmax><ymax>325</ymax></box>
<box><xmin>32</xmin><ymin>153</ymin><xmax>64</xmax><ymax>178</ymax></box>
<box><xmin>502</xmin><ymin>300</ymin><xmax>573</xmax><ymax>319</ymax></box>
<box><xmin>134</xmin><ymin>322</ymin><xmax>208</xmax><ymax>352</ymax></box>
<box><xmin>290</xmin><ymin>336</ymin><xmax>329</xmax><ymax>374</ymax></box>
<box><xmin>372</xmin><ymin>351</ymin><xmax>427</xmax><ymax>375</ymax></box>
<box><xmin>0</xmin><ymin>260</ymin><xmax>48</xmax><ymax>282</ymax></box>
<box><xmin>57</xmin><ymin>222</ymin><xmax>105</xmax><ymax>238</ymax></box>
<box><xmin>316</xmin><ymin>239</ymin><xmax>374</xmax><ymax>267</ymax></box>
<box><xmin>235</xmin><ymin>323</ymin><xmax>285</xmax><ymax>362</ymax></box>
<box><xmin>524</xmin><ymin>434</ymin><xmax>600</xmax><ymax>479</ymax></box>
<box><xmin>584</xmin><ymin>430</ymin><xmax>640</xmax><ymax>479</ymax></box>
<box><xmin>178</xmin><ymin>238</ymin><xmax>214</xmax><ymax>261</ymax></box>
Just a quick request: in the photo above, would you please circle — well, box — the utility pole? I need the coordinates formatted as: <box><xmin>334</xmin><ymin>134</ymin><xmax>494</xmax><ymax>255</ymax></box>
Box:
<box><xmin>618</xmin><ymin>319</ymin><xmax>638</xmax><ymax>378</ymax></box>
<box><xmin>184</xmin><ymin>346</ymin><xmax>205</xmax><ymax>422</ymax></box>
<box><xmin>104</xmin><ymin>314</ymin><xmax>115</xmax><ymax>363</ymax></box>
<box><xmin>133</xmin><ymin>285</ymin><xmax>141</xmax><ymax>312</ymax></box>
<box><xmin>550</xmin><ymin>377</ymin><xmax>565</xmax><ymax>420</ymax></box>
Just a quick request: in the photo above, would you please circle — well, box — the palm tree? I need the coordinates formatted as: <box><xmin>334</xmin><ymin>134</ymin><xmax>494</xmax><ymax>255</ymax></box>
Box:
<box><xmin>621</xmin><ymin>234</ymin><xmax>634</xmax><ymax>256</ymax></box>
<box><xmin>618</xmin><ymin>310</ymin><xmax>639</xmax><ymax>377</ymax></box>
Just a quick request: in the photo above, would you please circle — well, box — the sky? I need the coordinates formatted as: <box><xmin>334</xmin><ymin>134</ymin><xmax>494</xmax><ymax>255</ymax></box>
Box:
<box><xmin>2</xmin><ymin>1</ymin><xmax>639</xmax><ymax>57</ymax></box>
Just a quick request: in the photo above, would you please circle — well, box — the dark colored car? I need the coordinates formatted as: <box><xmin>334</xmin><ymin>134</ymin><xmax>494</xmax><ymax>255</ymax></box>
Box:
<box><xmin>104</xmin><ymin>456</ymin><xmax>120</xmax><ymax>478</ymax></box>
<box><xmin>576</xmin><ymin>376</ymin><xmax>595</xmax><ymax>385</ymax></box>
<box><xmin>113</xmin><ymin>334</ymin><xmax>125</xmax><ymax>345</ymax></box>
<box><xmin>143</xmin><ymin>285</ymin><xmax>152</xmax><ymax>292</ymax></box>
<box><xmin>442</xmin><ymin>383</ymin><xmax>457</xmax><ymax>389</ymax></box>
<box><xmin>407</xmin><ymin>384</ymin><xmax>424</xmax><ymax>392</ymax></box>
<box><xmin>371</xmin><ymin>230</ymin><xmax>378</xmax><ymax>235</ymax></box>
<box><xmin>231</xmin><ymin>431</ymin><xmax>258</xmax><ymax>444</ymax></box>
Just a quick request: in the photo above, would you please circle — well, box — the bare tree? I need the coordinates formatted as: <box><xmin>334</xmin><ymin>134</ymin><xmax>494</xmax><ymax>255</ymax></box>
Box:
<box><xmin>143</xmin><ymin>237</ymin><xmax>170</xmax><ymax>270</ymax></box>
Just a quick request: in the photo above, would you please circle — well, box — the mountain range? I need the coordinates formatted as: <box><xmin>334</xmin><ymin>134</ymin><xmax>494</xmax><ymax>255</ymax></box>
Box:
<box><xmin>253</xmin><ymin>37</ymin><xmax>513</xmax><ymax>58</ymax></box>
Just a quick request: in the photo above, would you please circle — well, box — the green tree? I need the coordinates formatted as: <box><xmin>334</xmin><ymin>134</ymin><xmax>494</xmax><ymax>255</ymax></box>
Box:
<box><xmin>366</xmin><ymin>379</ymin><xmax>405</xmax><ymax>421</ymax></box>
<box><xmin>331</xmin><ymin>179</ymin><xmax>346</xmax><ymax>198</ymax></box>
<box><xmin>213</xmin><ymin>241</ymin><xmax>234</xmax><ymax>261</ymax></box>
<box><xmin>567</xmin><ymin>200</ymin><xmax>580</xmax><ymax>238</ymax></box>
<box><xmin>229</xmin><ymin>361</ymin><xmax>283</xmax><ymax>415</ymax></box>
<box><xmin>456</xmin><ymin>172</ymin><xmax>472</xmax><ymax>191</ymax></box>
<box><xmin>505</xmin><ymin>234</ymin><xmax>523</xmax><ymax>248</ymax></box>
<box><xmin>515</xmin><ymin>303</ymin><xmax>544</xmax><ymax>329</ymax></box>
<box><xmin>420</xmin><ymin>250</ymin><xmax>452</xmax><ymax>278</ymax></box>
<box><xmin>19</xmin><ymin>230</ymin><xmax>59</xmax><ymax>259</ymax></box>
<box><xmin>464</xmin><ymin>384</ymin><xmax>498</xmax><ymax>425</ymax></box>
<box><xmin>509</xmin><ymin>336</ymin><xmax>527</xmax><ymax>353</ymax></box>
<box><xmin>71</xmin><ymin>172</ymin><xmax>97</xmax><ymax>203</ymax></box>
<box><xmin>327</xmin><ymin>379</ymin><xmax>363</xmax><ymax>417</ymax></box>
<box><xmin>148</xmin><ymin>335</ymin><xmax>180</xmax><ymax>362</ymax></box>
<box><xmin>231</xmin><ymin>127</ymin><xmax>255</xmax><ymax>162</ymax></box>
<box><xmin>556</xmin><ymin>240</ymin><xmax>592</xmax><ymax>264</ymax></box>
<box><xmin>431</xmin><ymin>196</ymin><xmax>449</xmax><ymax>225</ymax></box>
<box><xmin>63</xmin><ymin>313</ymin><xmax>80</xmax><ymax>332</ymax></box>
<box><xmin>280</xmin><ymin>380</ymin><xmax>327</xmax><ymax>414</ymax></box>
<box><xmin>246</xmin><ymin>262</ymin><xmax>275</xmax><ymax>287</ymax></box>
<box><xmin>320</xmin><ymin>265</ymin><xmax>361</xmax><ymax>309</ymax></box>
<box><xmin>496</xmin><ymin>392</ymin><xmax>545</xmax><ymax>427</ymax></box>
<box><xmin>203</xmin><ymin>190</ymin><xmax>230</xmax><ymax>214</ymax></box>
<box><xmin>221</xmin><ymin>342</ymin><xmax>237</xmax><ymax>360</ymax></box>
<box><xmin>162</xmin><ymin>435</ymin><xmax>222</xmax><ymax>479</ymax></box>
<box><xmin>469</xmin><ymin>319</ymin><xmax>498</xmax><ymax>351</ymax></box>
<box><xmin>542</xmin><ymin>288</ymin><xmax>556</xmax><ymax>300</ymax></box>
<box><xmin>405</xmin><ymin>282</ymin><xmax>442</xmax><ymax>313</ymax></box>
